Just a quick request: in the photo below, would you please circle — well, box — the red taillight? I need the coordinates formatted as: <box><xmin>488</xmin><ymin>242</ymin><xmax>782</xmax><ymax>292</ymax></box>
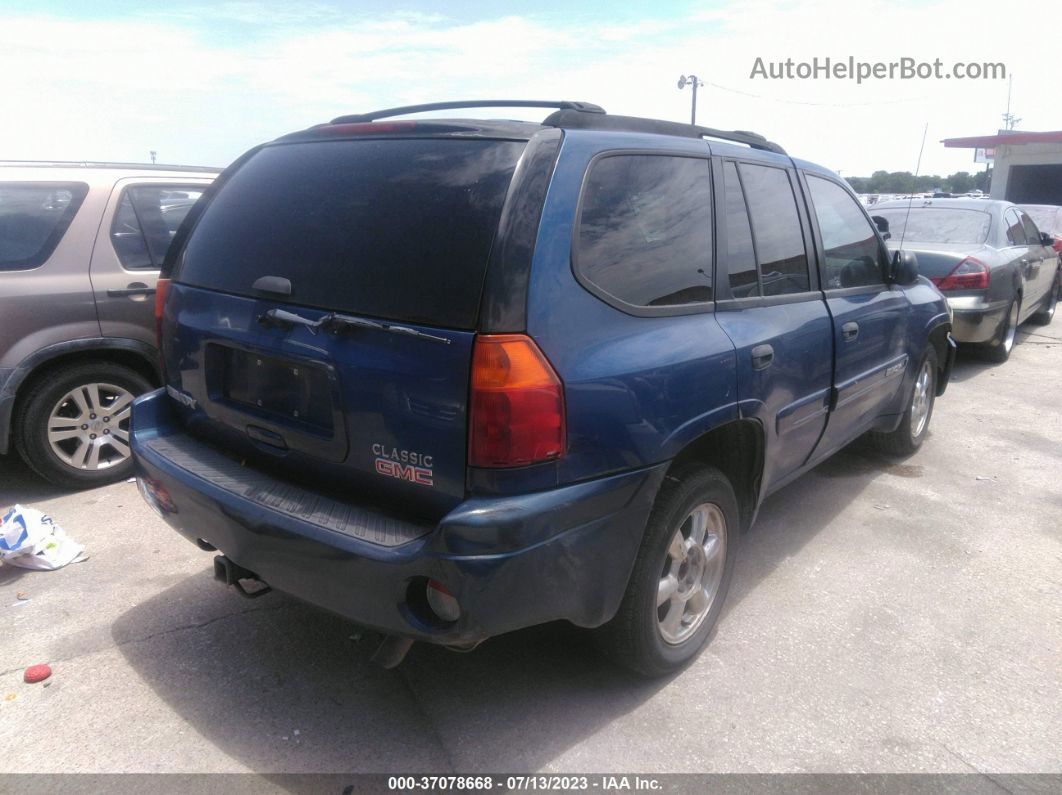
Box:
<box><xmin>931</xmin><ymin>257</ymin><xmax>990</xmax><ymax>291</ymax></box>
<box><xmin>1053</xmin><ymin>236</ymin><xmax>1062</xmax><ymax>253</ymax></box>
<box><xmin>154</xmin><ymin>278</ymin><xmax>170</xmax><ymax>347</ymax></box>
<box><xmin>468</xmin><ymin>334</ymin><xmax>565</xmax><ymax>468</ymax></box>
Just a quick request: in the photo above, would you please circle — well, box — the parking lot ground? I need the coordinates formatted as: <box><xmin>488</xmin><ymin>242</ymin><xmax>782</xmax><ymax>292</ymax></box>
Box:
<box><xmin>1</xmin><ymin>326</ymin><xmax>1060</xmax><ymax>776</ymax></box>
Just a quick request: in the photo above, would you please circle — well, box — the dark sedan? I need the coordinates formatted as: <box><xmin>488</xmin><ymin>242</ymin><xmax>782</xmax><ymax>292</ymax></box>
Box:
<box><xmin>872</xmin><ymin>198</ymin><xmax>1060</xmax><ymax>362</ymax></box>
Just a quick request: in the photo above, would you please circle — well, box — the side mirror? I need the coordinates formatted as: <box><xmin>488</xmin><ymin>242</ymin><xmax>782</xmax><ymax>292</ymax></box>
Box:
<box><xmin>1041</xmin><ymin>232</ymin><xmax>1055</xmax><ymax>247</ymax></box>
<box><xmin>872</xmin><ymin>215</ymin><xmax>891</xmax><ymax>240</ymax></box>
<box><xmin>889</xmin><ymin>250</ymin><xmax>919</xmax><ymax>286</ymax></box>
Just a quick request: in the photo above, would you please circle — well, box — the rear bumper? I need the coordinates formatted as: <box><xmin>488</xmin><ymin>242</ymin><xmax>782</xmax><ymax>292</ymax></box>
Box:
<box><xmin>131</xmin><ymin>390</ymin><xmax>666</xmax><ymax>645</ymax></box>
<box><xmin>948</xmin><ymin>300</ymin><xmax>1009</xmax><ymax>344</ymax></box>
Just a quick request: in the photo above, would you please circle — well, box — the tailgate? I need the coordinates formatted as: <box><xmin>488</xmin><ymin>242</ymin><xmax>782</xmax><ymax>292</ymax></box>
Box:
<box><xmin>164</xmin><ymin>284</ymin><xmax>474</xmax><ymax>517</ymax></box>
<box><xmin>161</xmin><ymin>136</ymin><xmax>527</xmax><ymax>519</ymax></box>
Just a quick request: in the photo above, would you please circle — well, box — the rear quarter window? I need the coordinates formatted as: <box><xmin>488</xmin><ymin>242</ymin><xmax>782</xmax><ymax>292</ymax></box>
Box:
<box><xmin>0</xmin><ymin>182</ymin><xmax>89</xmax><ymax>271</ymax></box>
<box><xmin>575</xmin><ymin>154</ymin><xmax>713</xmax><ymax>309</ymax></box>
<box><xmin>175</xmin><ymin>138</ymin><xmax>526</xmax><ymax>330</ymax></box>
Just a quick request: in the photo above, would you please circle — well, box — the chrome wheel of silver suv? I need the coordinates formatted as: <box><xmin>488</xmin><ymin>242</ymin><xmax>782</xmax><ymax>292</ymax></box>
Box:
<box><xmin>15</xmin><ymin>361</ymin><xmax>152</xmax><ymax>488</ymax></box>
<box><xmin>47</xmin><ymin>382</ymin><xmax>135</xmax><ymax>470</ymax></box>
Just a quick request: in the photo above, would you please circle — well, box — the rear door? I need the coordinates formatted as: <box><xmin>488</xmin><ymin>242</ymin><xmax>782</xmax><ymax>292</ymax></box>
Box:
<box><xmin>1018</xmin><ymin>208</ymin><xmax>1052</xmax><ymax>308</ymax></box>
<box><xmin>1002</xmin><ymin>207</ymin><xmax>1038</xmax><ymax>309</ymax></box>
<box><xmin>712</xmin><ymin>158</ymin><xmax>833</xmax><ymax>493</ymax></box>
<box><xmin>90</xmin><ymin>179</ymin><xmax>210</xmax><ymax>346</ymax></box>
<box><xmin>165</xmin><ymin>136</ymin><xmax>527</xmax><ymax>519</ymax></box>
<box><xmin>801</xmin><ymin>174</ymin><xmax>911</xmax><ymax>458</ymax></box>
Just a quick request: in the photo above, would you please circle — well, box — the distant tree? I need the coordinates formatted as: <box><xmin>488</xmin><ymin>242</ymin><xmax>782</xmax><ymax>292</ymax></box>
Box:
<box><xmin>947</xmin><ymin>171</ymin><xmax>975</xmax><ymax>193</ymax></box>
<box><xmin>847</xmin><ymin>168</ymin><xmax>993</xmax><ymax>195</ymax></box>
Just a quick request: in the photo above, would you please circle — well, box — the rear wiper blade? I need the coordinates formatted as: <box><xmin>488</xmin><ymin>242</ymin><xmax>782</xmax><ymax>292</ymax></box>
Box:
<box><xmin>321</xmin><ymin>313</ymin><xmax>452</xmax><ymax>345</ymax></box>
<box><xmin>258</xmin><ymin>307</ymin><xmax>451</xmax><ymax>344</ymax></box>
<box><xmin>258</xmin><ymin>308</ymin><xmax>322</xmax><ymax>334</ymax></box>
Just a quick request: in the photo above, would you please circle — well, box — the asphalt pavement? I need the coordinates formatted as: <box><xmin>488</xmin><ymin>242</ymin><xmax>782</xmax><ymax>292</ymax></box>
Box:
<box><xmin>1</xmin><ymin>325</ymin><xmax>1060</xmax><ymax>776</ymax></box>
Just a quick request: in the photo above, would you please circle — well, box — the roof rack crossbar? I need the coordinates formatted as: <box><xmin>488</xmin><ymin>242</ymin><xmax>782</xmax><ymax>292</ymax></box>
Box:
<box><xmin>331</xmin><ymin>100</ymin><xmax>605</xmax><ymax>125</ymax></box>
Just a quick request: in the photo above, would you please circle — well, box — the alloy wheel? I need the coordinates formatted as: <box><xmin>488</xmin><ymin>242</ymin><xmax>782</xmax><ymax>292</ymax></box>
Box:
<box><xmin>657</xmin><ymin>503</ymin><xmax>727</xmax><ymax>645</ymax></box>
<box><xmin>910</xmin><ymin>358</ymin><xmax>933</xmax><ymax>438</ymax></box>
<box><xmin>46</xmin><ymin>382</ymin><xmax>135</xmax><ymax>471</ymax></box>
<box><xmin>1002</xmin><ymin>301</ymin><xmax>1019</xmax><ymax>353</ymax></box>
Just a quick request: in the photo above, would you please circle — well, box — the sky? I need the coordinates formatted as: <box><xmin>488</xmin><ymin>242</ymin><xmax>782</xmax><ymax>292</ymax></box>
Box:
<box><xmin>0</xmin><ymin>0</ymin><xmax>1057</xmax><ymax>177</ymax></box>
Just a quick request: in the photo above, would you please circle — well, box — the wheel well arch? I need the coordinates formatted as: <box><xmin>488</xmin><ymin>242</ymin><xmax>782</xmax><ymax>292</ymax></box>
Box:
<box><xmin>926</xmin><ymin>321</ymin><xmax>951</xmax><ymax>392</ymax></box>
<box><xmin>666</xmin><ymin>419</ymin><xmax>764</xmax><ymax>533</ymax></box>
<box><xmin>0</xmin><ymin>339</ymin><xmax>161</xmax><ymax>454</ymax></box>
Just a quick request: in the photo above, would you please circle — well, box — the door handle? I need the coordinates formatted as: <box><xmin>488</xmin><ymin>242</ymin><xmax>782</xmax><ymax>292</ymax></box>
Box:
<box><xmin>750</xmin><ymin>343</ymin><xmax>774</xmax><ymax>370</ymax></box>
<box><xmin>107</xmin><ymin>285</ymin><xmax>156</xmax><ymax>297</ymax></box>
<box><xmin>841</xmin><ymin>321</ymin><xmax>860</xmax><ymax>341</ymax></box>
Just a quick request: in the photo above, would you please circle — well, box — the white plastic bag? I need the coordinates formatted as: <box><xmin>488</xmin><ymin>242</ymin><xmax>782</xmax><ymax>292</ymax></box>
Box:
<box><xmin>0</xmin><ymin>504</ymin><xmax>85</xmax><ymax>571</ymax></box>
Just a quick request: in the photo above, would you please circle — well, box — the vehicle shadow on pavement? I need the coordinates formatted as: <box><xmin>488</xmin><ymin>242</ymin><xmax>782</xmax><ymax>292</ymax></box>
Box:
<box><xmin>110</xmin><ymin>443</ymin><xmax>900</xmax><ymax>774</ymax></box>
<box><xmin>0</xmin><ymin>454</ymin><xmax>79</xmax><ymax>505</ymax></box>
<box><xmin>111</xmin><ymin>569</ymin><xmax>670</xmax><ymax>773</ymax></box>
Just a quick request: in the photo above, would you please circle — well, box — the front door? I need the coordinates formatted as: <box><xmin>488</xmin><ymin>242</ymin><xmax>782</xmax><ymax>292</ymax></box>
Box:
<box><xmin>89</xmin><ymin>178</ymin><xmax>210</xmax><ymax>346</ymax></box>
<box><xmin>1019</xmin><ymin>208</ymin><xmax>1053</xmax><ymax>311</ymax></box>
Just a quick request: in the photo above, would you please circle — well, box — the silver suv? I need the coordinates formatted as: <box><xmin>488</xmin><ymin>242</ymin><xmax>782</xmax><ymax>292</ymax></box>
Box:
<box><xmin>0</xmin><ymin>161</ymin><xmax>217</xmax><ymax>487</ymax></box>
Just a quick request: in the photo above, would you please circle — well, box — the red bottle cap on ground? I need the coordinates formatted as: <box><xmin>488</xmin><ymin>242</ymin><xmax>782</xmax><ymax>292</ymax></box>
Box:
<box><xmin>23</xmin><ymin>664</ymin><xmax>51</xmax><ymax>683</ymax></box>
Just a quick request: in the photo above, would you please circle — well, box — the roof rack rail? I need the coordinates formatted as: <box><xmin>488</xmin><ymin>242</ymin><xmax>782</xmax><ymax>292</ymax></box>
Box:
<box><xmin>331</xmin><ymin>100</ymin><xmax>605</xmax><ymax>124</ymax></box>
<box><xmin>0</xmin><ymin>160</ymin><xmax>220</xmax><ymax>172</ymax></box>
<box><xmin>542</xmin><ymin>110</ymin><xmax>786</xmax><ymax>155</ymax></box>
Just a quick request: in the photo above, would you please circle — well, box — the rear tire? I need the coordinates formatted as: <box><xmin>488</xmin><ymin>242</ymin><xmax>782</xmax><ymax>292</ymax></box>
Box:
<box><xmin>866</xmin><ymin>347</ymin><xmax>937</xmax><ymax>457</ymax></box>
<box><xmin>1030</xmin><ymin>270</ymin><xmax>1058</xmax><ymax>325</ymax></box>
<box><xmin>594</xmin><ymin>464</ymin><xmax>738</xmax><ymax>677</ymax></box>
<box><xmin>982</xmin><ymin>297</ymin><xmax>1019</xmax><ymax>363</ymax></box>
<box><xmin>15</xmin><ymin>361</ymin><xmax>151</xmax><ymax>489</ymax></box>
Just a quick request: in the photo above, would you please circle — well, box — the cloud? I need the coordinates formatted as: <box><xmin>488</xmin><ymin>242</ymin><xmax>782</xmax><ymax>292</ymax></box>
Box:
<box><xmin>0</xmin><ymin>0</ymin><xmax>1056</xmax><ymax>176</ymax></box>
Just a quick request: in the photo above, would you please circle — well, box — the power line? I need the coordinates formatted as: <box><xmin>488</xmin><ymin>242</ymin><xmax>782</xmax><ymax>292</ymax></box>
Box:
<box><xmin>704</xmin><ymin>80</ymin><xmax>928</xmax><ymax>108</ymax></box>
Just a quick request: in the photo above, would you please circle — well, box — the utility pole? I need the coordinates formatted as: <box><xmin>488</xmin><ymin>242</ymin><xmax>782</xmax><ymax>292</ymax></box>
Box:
<box><xmin>150</xmin><ymin>150</ymin><xmax>157</xmax><ymax>165</ymax></box>
<box><xmin>1002</xmin><ymin>75</ymin><xmax>1020</xmax><ymax>131</ymax></box>
<box><xmin>678</xmin><ymin>75</ymin><xmax>704</xmax><ymax>125</ymax></box>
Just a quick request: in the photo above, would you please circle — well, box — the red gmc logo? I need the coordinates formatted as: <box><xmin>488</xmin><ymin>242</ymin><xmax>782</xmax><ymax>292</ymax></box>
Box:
<box><xmin>374</xmin><ymin>458</ymin><xmax>433</xmax><ymax>487</ymax></box>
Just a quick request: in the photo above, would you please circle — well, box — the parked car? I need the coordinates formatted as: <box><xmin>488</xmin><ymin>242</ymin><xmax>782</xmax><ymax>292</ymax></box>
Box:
<box><xmin>1020</xmin><ymin>204</ymin><xmax>1062</xmax><ymax>253</ymax></box>
<box><xmin>131</xmin><ymin>100</ymin><xmax>955</xmax><ymax>675</ymax></box>
<box><xmin>871</xmin><ymin>198</ymin><xmax>1060</xmax><ymax>362</ymax></box>
<box><xmin>0</xmin><ymin>161</ymin><xmax>217</xmax><ymax>487</ymax></box>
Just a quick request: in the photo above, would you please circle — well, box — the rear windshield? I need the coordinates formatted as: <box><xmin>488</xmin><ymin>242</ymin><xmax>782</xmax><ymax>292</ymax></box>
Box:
<box><xmin>175</xmin><ymin>138</ymin><xmax>526</xmax><ymax>329</ymax></box>
<box><xmin>872</xmin><ymin>207</ymin><xmax>991</xmax><ymax>244</ymax></box>
<box><xmin>0</xmin><ymin>182</ymin><xmax>88</xmax><ymax>271</ymax></box>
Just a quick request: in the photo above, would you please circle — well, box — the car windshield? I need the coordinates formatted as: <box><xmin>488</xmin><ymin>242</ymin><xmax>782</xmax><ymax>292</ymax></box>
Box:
<box><xmin>872</xmin><ymin>207</ymin><xmax>991</xmax><ymax>244</ymax></box>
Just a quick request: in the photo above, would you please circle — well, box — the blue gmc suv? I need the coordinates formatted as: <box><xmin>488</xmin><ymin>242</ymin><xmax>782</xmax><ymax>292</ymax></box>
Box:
<box><xmin>131</xmin><ymin>100</ymin><xmax>956</xmax><ymax>676</ymax></box>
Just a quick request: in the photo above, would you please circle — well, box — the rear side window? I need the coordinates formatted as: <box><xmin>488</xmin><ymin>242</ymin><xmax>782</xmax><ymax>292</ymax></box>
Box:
<box><xmin>737</xmin><ymin>164</ymin><xmax>810</xmax><ymax>296</ymax></box>
<box><xmin>577</xmin><ymin>154</ymin><xmax>713</xmax><ymax>307</ymax></box>
<box><xmin>112</xmin><ymin>185</ymin><xmax>205</xmax><ymax>270</ymax></box>
<box><xmin>0</xmin><ymin>182</ymin><xmax>88</xmax><ymax>271</ymax></box>
<box><xmin>805</xmin><ymin>175</ymin><xmax>885</xmax><ymax>289</ymax></box>
<box><xmin>1019</xmin><ymin>211</ymin><xmax>1041</xmax><ymax>244</ymax></box>
<box><xmin>1004</xmin><ymin>209</ymin><xmax>1027</xmax><ymax>245</ymax></box>
<box><xmin>176</xmin><ymin>139</ymin><xmax>525</xmax><ymax>329</ymax></box>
